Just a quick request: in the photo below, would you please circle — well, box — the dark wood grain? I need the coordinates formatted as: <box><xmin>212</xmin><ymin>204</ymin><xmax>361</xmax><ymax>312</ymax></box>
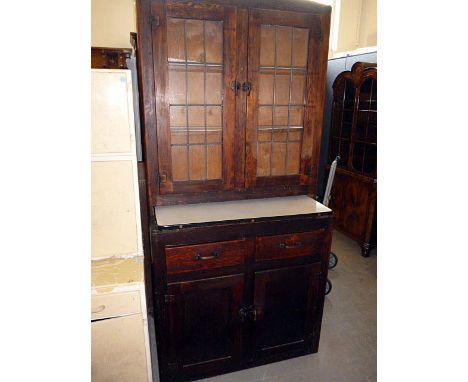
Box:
<box><xmin>91</xmin><ymin>47</ymin><xmax>131</xmax><ymax>69</ymax></box>
<box><xmin>150</xmin><ymin>212</ymin><xmax>333</xmax><ymax>381</ymax></box>
<box><xmin>137</xmin><ymin>0</ymin><xmax>160</xmax><ymax>213</ymax></box>
<box><xmin>164</xmin><ymin>274</ymin><xmax>245</xmax><ymax>380</ymax></box>
<box><xmin>252</xmin><ymin>263</ymin><xmax>321</xmax><ymax>360</ymax></box>
<box><xmin>165</xmin><ymin>239</ymin><xmax>252</xmax><ymax>275</ymax></box>
<box><xmin>256</xmin><ymin>230</ymin><xmax>325</xmax><ymax>262</ymax></box>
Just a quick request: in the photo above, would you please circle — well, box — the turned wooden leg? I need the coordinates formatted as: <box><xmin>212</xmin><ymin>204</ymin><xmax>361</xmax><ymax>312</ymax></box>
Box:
<box><xmin>361</xmin><ymin>243</ymin><xmax>370</xmax><ymax>257</ymax></box>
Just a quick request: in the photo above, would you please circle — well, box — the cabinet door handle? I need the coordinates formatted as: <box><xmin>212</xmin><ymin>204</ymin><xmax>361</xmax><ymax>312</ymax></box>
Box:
<box><xmin>279</xmin><ymin>241</ymin><xmax>304</xmax><ymax>249</ymax></box>
<box><xmin>230</xmin><ymin>81</ymin><xmax>240</xmax><ymax>93</ymax></box>
<box><xmin>242</xmin><ymin>81</ymin><xmax>251</xmax><ymax>95</ymax></box>
<box><xmin>193</xmin><ymin>252</ymin><xmax>221</xmax><ymax>261</ymax></box>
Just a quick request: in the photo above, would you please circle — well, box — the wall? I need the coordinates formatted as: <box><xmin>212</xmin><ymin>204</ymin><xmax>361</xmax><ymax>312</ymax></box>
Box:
<box><xmin>332</xmin><ymin>0</ymin><xmax>377</xmax><ymax>56</ymax></box>
<box><xmin>91</xmin><ymin>0</ymin><xmax>377</xmax><ymax>56</ymax></box>
<box><xmin>91</xmin><ymin>0</ymin><xmax>136</xmax><ymax>48</ymax></box>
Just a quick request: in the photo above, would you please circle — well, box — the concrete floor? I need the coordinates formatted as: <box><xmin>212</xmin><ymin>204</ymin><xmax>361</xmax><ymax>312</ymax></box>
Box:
<box><xmin>201</xmin><ymin>230</ymin><xmax>377</xmax><ymax>382</ymax></box>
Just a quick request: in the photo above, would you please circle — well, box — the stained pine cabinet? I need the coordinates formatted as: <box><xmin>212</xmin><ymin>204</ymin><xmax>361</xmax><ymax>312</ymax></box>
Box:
<box><xmin>139</xmin><ymin>0</ymin><xmax>331</xmax><ymax>206</ymax></box>
<box><xmin>138</xmin><ymin>1</ymin><xmax>333</xmax><ymax>381</ymax></box>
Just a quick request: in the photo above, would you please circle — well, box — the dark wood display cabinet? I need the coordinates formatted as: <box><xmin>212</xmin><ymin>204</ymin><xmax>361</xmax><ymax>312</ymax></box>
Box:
<box><xmin>136</xmin><ymin>0</ymin><xmax>333</xmax><ymax>380</ymax></box>
<box><xmin>326</xmin><ymin>62</ymin><xmax>377</xmax><ymax>256</ymax></box>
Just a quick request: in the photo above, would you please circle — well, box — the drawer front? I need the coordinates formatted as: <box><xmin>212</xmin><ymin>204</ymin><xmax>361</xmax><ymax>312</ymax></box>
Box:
<box><xmin>256</xmin><ymin>230</ymin><xmax>325</xmax><ymax>262</ymax></box>
<box><xmin>166</xmin><ymin>239</ymin><xmax>251</xmax><ymax>275</ymax></box>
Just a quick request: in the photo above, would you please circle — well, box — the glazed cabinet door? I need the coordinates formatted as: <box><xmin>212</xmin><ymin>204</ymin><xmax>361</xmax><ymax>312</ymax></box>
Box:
<box><xmin>252</xmin><ymin>263</ymin><xmax>322</xmax><ymax>361</ymax></box>
<box><xmin>151</xmin><ymin>0</ymin><xmax>239</xmax><ymax>195</ymax></box>
<box><xmin>245</xmin><ymin>9</ymin><xmax>330</xmax><ymax>195</ymax></box>
<box><xmin>163</xmin><ymin>274</ymin><xmax>245</xmax><ymax>380</ymax></box>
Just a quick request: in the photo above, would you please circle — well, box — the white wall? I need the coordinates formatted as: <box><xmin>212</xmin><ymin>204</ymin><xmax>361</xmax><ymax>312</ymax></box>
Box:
<box><xmin>332</xmin><ymin>0</ymin><xmax>377</xmax><ymax>56</ymax></box>
<box><xmin>91</xmin><ymin>0</ymin><xmax>136</xmax><ymax>48</ymax></box>
<box><xmin>91</xmin><ymin>0</ymin><xmax>377</xmax><ymax>56</ymax></box>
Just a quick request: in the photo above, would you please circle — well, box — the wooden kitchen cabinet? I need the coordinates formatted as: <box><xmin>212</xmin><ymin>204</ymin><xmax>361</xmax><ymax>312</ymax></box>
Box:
<box><xmin>137</xmin><ymin>0</ymin><xmax>331</xmax><ymax>206</ymax></box>
<box><xmin>136</xmin><ymin>1</ymin><xmax>333</xmax><ymax>380</ymax></box>
<box><xmin>149</xmin><ymin>197</ymin><xmax>333</xmax><ymax>381</ymax></box>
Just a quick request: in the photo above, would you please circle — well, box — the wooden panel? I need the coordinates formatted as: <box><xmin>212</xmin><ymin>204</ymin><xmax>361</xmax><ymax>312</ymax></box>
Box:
<box><xmin>91</xmin><ymin>291</ymin><xmax>141</xmax><ymax>320</ymax></box>
<box><xmin>256</xmin><ymin>230</ymin><xmax>325</xmax><ymax>262</ymax></box>
<box><xmin>92</xmin><ymin>314</ymin><xmax>149</xmax><ymax>382</ymax></box>
<box><xmin>165</xmin><ymin>274</ymin><xmax>245</xmax><ymax>379</ymax></box>
<box><xmin>165</xmin><ymin>239</ymin><xmax>252</xmax><ymax>275</ymax></box>
<box><xmin>91</xmin><ymin>161</ymin><xmax>138</xmax><ymax>258</ymax></box>
<box><xmin>328</xmin><ymin>169</ymin><xmax>375</xmax><ymax>253</ymax></box>
<box><xmin>253</xmin><ymin>263</ymin><xmax>321</xmax><ymax>359</ymax></box>
<box><xmin>91</xmin><ymin>70</ymin><xmax>133</xmax><ymax>154</ymax></box>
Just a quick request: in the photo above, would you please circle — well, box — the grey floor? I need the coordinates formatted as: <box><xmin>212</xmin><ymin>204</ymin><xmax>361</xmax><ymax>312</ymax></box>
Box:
<box><xmin>201</xmin><ymin>230</ymin><xmax>377</xmax><ymax>382</ymax></box>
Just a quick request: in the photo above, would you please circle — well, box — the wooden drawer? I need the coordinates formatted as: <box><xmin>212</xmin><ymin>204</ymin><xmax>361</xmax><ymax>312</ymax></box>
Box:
<box><xmin>256</xmin><ymin>230</ymin><xmax>325</xmax><ymax>262</ymax></box>
<box><xmin>166</xmin><ymin>239</ymin><xmax>252</xmax><ymax>275</ymax></box>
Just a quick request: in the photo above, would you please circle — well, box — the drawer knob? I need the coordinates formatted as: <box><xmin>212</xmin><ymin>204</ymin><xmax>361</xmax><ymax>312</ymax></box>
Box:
<box><xmin>194</xmin><ymin>252</ymin><xmax>221</xmax><ymax>261</ymax></box>
<box><xmin>279</xmin><ymin>241</ymin><xmax>304</xmax><ymax>249</ymax></box>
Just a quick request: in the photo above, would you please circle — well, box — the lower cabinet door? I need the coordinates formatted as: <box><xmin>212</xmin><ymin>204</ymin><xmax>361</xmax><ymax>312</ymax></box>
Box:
<box><xmin>164</xmin><ymin>274</ymin><xmax>245</xmax><ymax>380</ymax></box>
<box><xmin>252</xmin><ymin>263</ymin><xmax>322</xmax><ymax>360</ymax></box>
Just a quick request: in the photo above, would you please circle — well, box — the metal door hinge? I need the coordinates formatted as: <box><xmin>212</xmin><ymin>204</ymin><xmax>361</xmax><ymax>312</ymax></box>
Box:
<box><xmin>164</xmin><ymin>294</ymin><xmax>175</xmax><ymax>303</ymax></box>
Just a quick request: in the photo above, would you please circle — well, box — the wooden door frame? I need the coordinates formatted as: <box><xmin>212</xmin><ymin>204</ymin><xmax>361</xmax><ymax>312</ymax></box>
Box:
<box><xmin>151</xmin><ymin>0</ymin><xmax>239</xmax><ymax>196</ymax></box>
<box><xmin>245</xmin><ymin>8</ymin><xmax>330</xmax><ymax>198</ymax></box>
<box><xmin>164</xmin><ymin>273</ymin><xmax>246</xmax><ymax>378</ymax></box>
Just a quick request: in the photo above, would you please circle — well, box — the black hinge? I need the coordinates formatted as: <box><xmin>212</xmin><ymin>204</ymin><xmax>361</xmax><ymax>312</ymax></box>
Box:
<box><xmin>164</xmin><ymin>294</ymin><xmax>175</xmax><ymax>303</ymax></box>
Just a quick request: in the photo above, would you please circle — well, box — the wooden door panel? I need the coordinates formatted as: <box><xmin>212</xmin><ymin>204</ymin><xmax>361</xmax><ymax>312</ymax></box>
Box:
<box><xmin>165</xmin><ymin>274</ymin><xmax>245</xmax><ymax>379</ymax></box>
<box><xmin>246</xmin><ymin>9</ymin><xmax>330</xmax><ymax>194</ymax></box>
<box><xmin>152</xmin><ymin>1</ymin><xmax>238</xmax><ymax>194</ymax></box>
<box><xmin>253</xmin><ymin>263</ymin><xmax>321</xmax><ymax>359</ymax></box>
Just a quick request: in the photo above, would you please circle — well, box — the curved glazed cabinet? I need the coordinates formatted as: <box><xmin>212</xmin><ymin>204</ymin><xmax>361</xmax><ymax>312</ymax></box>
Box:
<box><xmin>327</xmin><ymin>62</ymin><xmax>377</xmax><ymax>256</ymax></box>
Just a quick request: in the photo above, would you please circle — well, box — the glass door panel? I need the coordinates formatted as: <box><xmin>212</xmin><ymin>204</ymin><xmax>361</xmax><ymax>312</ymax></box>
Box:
<box><xmin>255</xmin><ymin>24</ymin><xmax>309</xmax><ymax>178</ymax></box>
<box><xmin>167</xmin><ymin>18</ymin><xmax>224</xmax><ymax>182</ymax></box>
<box><xmin>153</xmin><ymin>3</ymin><xmax>237</xmax><ymax>195</ymax></box>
